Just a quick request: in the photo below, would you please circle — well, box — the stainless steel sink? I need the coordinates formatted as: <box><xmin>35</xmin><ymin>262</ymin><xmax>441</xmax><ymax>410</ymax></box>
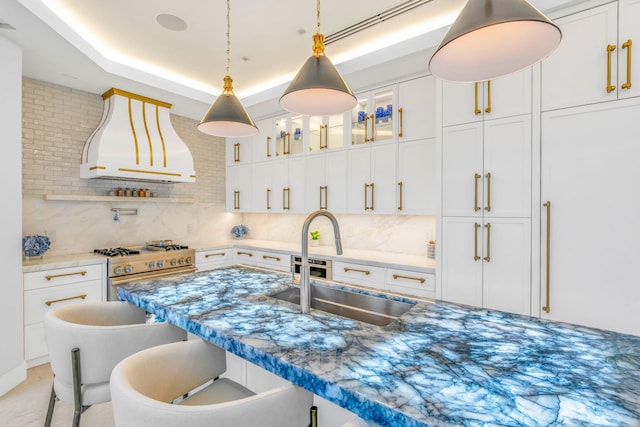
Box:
<box><xmin>270</xmin><ymin>282</ymin><xmax>415</xmax><ymax>326</ymax></box>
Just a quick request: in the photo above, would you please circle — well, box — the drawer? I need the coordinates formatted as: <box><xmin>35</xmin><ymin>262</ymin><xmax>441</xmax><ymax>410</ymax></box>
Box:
<box><xmin>386</xmin><ymin>268</ymin><xmax>435</xmax><ymax>299</ymax></box>
<box><xmin>332</xmin><ymin>261</ymin><xmax>385</xmax><ymax>290</ymax></box>
<box><xmin>234</xmin><ymin>249</ymin><xmax>258</xmax><ymax>265</ymax></box>
<box><xmin>25</xmin><ymin>323</ymin><xmax>48</xmax><ymax>361</ymax></box>
<box><xmin>196</xmin><ymin>249</ymin><xmax>233</xmax><ymax>272</ymax></box>
<box><xmin>24</xmin><ymin>279</ymin><xmax>103</xmax><ymax>325</ymax></box>
<box><xmin>254</xmin><ymin>251</ymin><xmax>290</xmax><ymax>272</ymax></box>
<box><xmin>24</xmin><ymin>263</ymin><xmax>104</xmax><ymax>291</ymax></box>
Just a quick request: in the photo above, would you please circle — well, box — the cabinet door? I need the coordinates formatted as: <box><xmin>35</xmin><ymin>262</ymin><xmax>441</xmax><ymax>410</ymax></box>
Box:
<box><xmin>251</xmin><ymin>119</ymin><xmax>274</xmax><ymax>162</ymax></box>
<box><xmin>288</xmin><ymin>157</ymin><xmax>305</xmax><ymax>213</ymax></box>
<box><xmin>252</xmin><ymin>162</ymin><xmax>273</xmax><ymax>212</ymax></box>
<box><xmin>305</xmin><ymin>154</ymin><xmax>326</xmax><ymax>211</ymax></box>
<box><xmin>270</xmin><ymin>159</ymin><xmax>289</xmax><ymax>213</ymax></box>
<box><xmin>309</xmin><ymin>113</ymin><xmax>346</xmax><ymax>152</ymax></box>
<box><xmin>618</xmin><ymin>0</ymin><xmax>640</xmax><ymax>100</ymax></box>
<box><xmin>398</xmin><ymin>138</ymin><xmax>437</xmax><ymax>215</ymax></box>
<box><xmin>325</xmin><ymin>150</ymin><xmax>348</xmax><ymax>213</ymax></box>
<box><xmin>440</xmin><ymin>217</ymin><xmax>483</xmax><ymax>307</ymax></box>
<box><xmin>541</xmin><ymin>99</ymin><xmax>640</xmax><ymax>335</ymax></box>
<box><xmin>370</xmin><ymin>143</ymin><xmax>397</xmax><ymax>214</ymax></box>
<box><xmin>226</xmin><ymin>138</ymin><xmax>252</xmax><ymax>165</ymax></box>
<box><xmin>541</xmin><ymin>2</ymin><xmax>618</xmax><ymax>111</ymax></box>
<box><xmin>226</xmin><ymin>165</ymin><xmax>252</xmax><ymax>212</ymax></box>
<box><xmin>442</xmin><ymin>122</ymin><xmax>484</xmax><ymax>217</ymax></box>
<box><xmin>347</xmin><ymin>146</ymin><xmax>371</xmax><ymax>213</ymax></box>
<box><xmin>398</xmin><ymin>75</ymin><xmax>436</xmax><ymax>142</ymax></box>
<box><xmin>482</xmin><ymin>218</ymin><xmax>531</xmax><ymax>316</ymax></box>
<box><xmin>442</xmin><ymin>81</ymin><xmax>484</xmax><ymax>127</ymax></box>
<box><xmin>483</xmin><ymin>115</ymin><xmax>532</xmax><ymax>218</ymax></box>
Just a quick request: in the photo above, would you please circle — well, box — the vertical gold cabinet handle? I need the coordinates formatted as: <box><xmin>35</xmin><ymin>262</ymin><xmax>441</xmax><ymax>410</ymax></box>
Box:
<box><xmin>398</xmin><ymin>107</ymin><xmax>404</xmax><ymax>137</ymax></box>
<box><xmin>283</xmin><ymin>188</ymin><xmax>290</xmax><ymax>210</ymax></box>
<box><xmin>370</xmin><ymin>183</ymin><xmax>375</xmax><ymax>211</ymax></box>
<box><xmin>474</xmin><ymin>222</ymin><xmax>481</xmax><ymax>261</ymax></box>
<box><xmin>266</xmin><ymin>189</ymin><xmax>271</xmax><ymax>210</ymax></box>
<box><xmin>398</xmin><ymin>181</ymin><xmax>403</xmax><ymax>211</ymax></box>
<box><xmin>543</xmin><ymin>201</ymin><xmax>552</xmax><ymax>313</ymax></box>
<box><xmin>607</xmin><ymin>44</ymin><xmax>617</xmax><ymax>93</ymax></box>
<box><xmin>484</xmin><ymin>172</ymin><xmax>492</xmax><ymax>212</ymax></box>
<box><xmin>622</xmin><ymin>40</ymin><xmax>633</xmax><ymax>90</ymax></box>
<box><xmin>266</xmin><ymin>136</ymin><xmax>271</xmax><ymax>158</ymax></box>
<box><xmin>363</xmin><ymin>115</ymin><xmax>369</xmax><ymax>142</ymax></box>
<box><xmin>474</xmin><ymin>173</ymin><xmax>482</xmax><ymax>212</ymax></box>
<box><xmin>319</xmin><ymin>186</ymin><xmax>328</xmax><ymax>210</ymax></box>
<box><xmin>233</xmin><ymin>191</ymin><xmax>240</xmax><ymax>210</ymax></box>
<box><xmin>322</xmin><ymin>124</ymin><xmax>329</xmax><ymax>148</ymax></box>
<box><xmin>483</xmin><ymin>223</ymin><xmax>491</xmax><ymax>262</ymax></box>
<box><xmin>474</xmin><ymin>82</ymin><xmax>482</xmax><ymax>115</ymax></box>
<box><xmin>484</xmin><ymin>80</ymin><xmax>492</xmax><ymax>113</ymax></box>
<box><xmin>370</xmin><ymin>114</ymin><xmax>376</xmax><ymax>142</ymax></box>
<box><xmin>318</xmin><ymin>125</ymin><xmax>323</xmax><ymax>150</ymax></box>
<box><xmin>234</xmin><ymin>143</ymin><xmax>240</xmax><ymax>162</ymax></box>
<box><xmin>364</xmin><ymin>184</ymin><xmax>370</xmax><ymax>210</ymax></box>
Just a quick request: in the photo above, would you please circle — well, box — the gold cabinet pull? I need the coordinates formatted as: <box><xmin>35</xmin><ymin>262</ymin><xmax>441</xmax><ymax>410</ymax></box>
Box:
<box><xmin>607</xmin><ymin>44</ymin><xmax>617</xmax><ymax>93</ymax></box>
<box><xmin>484</xmin><ymin>172</ymin><xmax>492</xmax><ymax>212</ymax></box>
<box><xmin>369</xmin><ymin>114</ymin><xmax>376</xmax><ymax>142</ymax></box>
<box><xmin>233</xmin><ymin>191</ymin><xmax>240</xmax><ymax>210</ymax></box>
<box><xmin>320</xmin><ymin>186</ymin><xmax>328</xmax><ymax>210</ymax></box>
<box><xmin>484</xmin><ymin>80</ymin><xmax>492</xmax><ymax>113</ymax></box>
<box><xmin>45</xmin><ymin>294</ymin><xmax>87</xmax><ymax>306</ymax></box>
<box><xmin>46</xmin><ymin>271</ymin><xmax>87</xmax><ymax>281</ymax></box>
<box><xmin>321</xmin><ymin>124</ymin><xmax>329</xmax><ymax>149</ymax></box>
<box><xmin>474</xmin><ymin>82</ymin><xmax>482</xmax><ymax>115</ymax></box>
<box><xmin>370</xmin><ymin>183</ymin><xmax>375</xmax><ymax>211</ymax></box>
<box><xmin>204</xmin><ymin>252</ymin><xmax>226</xmax><ymax>258</ymax></box>
<box><xmin>284</xmin><ymin>132</ymin><xmax>291</xmax><ymax>154</ymax></box>
<box><xmin>483</xmin><ymin>223</ymin><xmax>491</xmax><ymax>262</ymax></box>
<box><xmin>234</xmin><ymin>143</ymin><xmax>240</xmax><ymax>162</ymax></box>
<box><xmin>398</xmin><ymin>107</ymin><xmax>404</xmax><ymax>137</ymax></box>
<box><xmin>283</xmin><ymin>188</ymin><xmax>290</xmax><ymax>210</ymax></box>
<box><xmin>398</xmin><ymin>181</ymin><xmax>403</xmax><ymax>211</ymax></box>
<box><xmin>622</xmin><ymin>39</ymin><xmax>633</xmax><ymax>90</ymax></box>
<box><xmin>266</xmin><ymin>189</ymin><xmax>271</xmax><ymax>210</ymax></box>
<box><xmin>392</xmin><ymin>274</ymin><xmax>425</xmax><ymax>284</ymax></box>
<box><xmin>344</xmin><ymin>267</ymin><xmax>370</xmax><ymax>275</ymax></box>
<box><xmin>474</xmin><ymin>222</ymin><xmax>481</xmax><ymax>261</ymax></box>
<box><xmin>363</xmin><ymin>115</ymin><xmax>369</xmax><ymax>142</ymax></box>
<box><xmin>318</xmin><ymin>124</ymin><xmax>324</xmax><ymax>150</ymax></box>
<box><xmin>543</xmin><ymin>201</ymin><xmax>552</xmax><ymax>313</ymax></box>
<box><xmin>237</xmin><ymin>251</ymin><xmax>253</xmax><ymax>257</ymax></box>
<box><xmin>262</xmin><ymin>255</ymin><xmax>281</xmax><ymax>261</ymax></box>
<box><xmin>364</xmin><ymin>183</ymin><xmax>370</xmax><ymax>210</ymax></box>
<box><xmin>474</xmin><ymin>173</ymin><xmax>482</xmax><ymax>212</ymax></box>
<box><xmin>266</xmin><ymin>136</ymin><xmax>272</xmax><ymax>158</ymax></box>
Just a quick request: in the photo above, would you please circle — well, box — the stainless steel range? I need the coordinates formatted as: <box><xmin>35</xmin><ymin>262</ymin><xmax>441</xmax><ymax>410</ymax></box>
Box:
<box><xmin>95</xmin><ymin>240</ymin><xmax>196</xmax><ymax>300</ymax></box>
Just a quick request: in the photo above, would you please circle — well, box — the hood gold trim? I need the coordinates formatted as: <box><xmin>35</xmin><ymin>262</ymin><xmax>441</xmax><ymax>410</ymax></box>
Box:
<box><xmin>102</xmin><ymin>88</ymin><xmax>172</xmax><ymax>109</ymax></box>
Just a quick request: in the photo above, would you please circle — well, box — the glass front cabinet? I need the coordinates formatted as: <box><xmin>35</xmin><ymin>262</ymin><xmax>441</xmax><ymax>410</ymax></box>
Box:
<box><xmin>350</xmin><ymin>86</ymin><xmax>395</xmax><ymax>146</ymax></box>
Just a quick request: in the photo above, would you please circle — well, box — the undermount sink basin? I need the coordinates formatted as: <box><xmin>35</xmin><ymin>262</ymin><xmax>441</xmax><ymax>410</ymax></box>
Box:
<box><xmin>270</xmin><ymin>282</ymin><xmax>415</xmax><ymax>326</ymax></box>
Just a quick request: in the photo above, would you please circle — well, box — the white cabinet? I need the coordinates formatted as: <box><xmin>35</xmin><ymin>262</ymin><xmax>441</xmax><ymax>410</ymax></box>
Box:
<box><xmin>397</xmin><ymin>75</ymin><xmax>437</xmax><ymax>142</ymax></box>
<box><xmin>23</xmin><ymin>263</ymin><xmax>106</xmax><ymax>367</ymax></box>
<box><xmin>541</xmin><ymin>1</ymin><xmax>640</xmax><ymax>111</ymax></box>
<box><xmin>540</xmin><ymin>98</ymin><xmax>640</xmax><ymax>336</ymax></box>
<box><xmin>273</xmin><ymin>114</ymin><xmax>305</xmax><ymax>157</ymax></box>
<box><xmin>308</xmin><ymin>113</ymin><xmax>347</xmax><ymax>153</ymax></box>
<box><xmin>251</xmin><ymin>161</ymin><xmax>273</xmax><ymax>212</ymax></box>
<box><xmin>442</xmin><ymin>69</ymin><xmax>532</xmax><ymax>127</ymax></box>
<box><xmin>397</xmin><ymin>138</ymin><xmax>437</xmax><ymax>215</ymax></box>
<box><xmin>304</xmin><ymin>149</ymin><xmax>348</xmax><ymax>213</ymax></box>
<box><xmin>350</xmin><ymin>86</ymin><xmax>395</xmax><ymax>145</ymax></box>
<box><xmin>347</xmin><ymin>143</ymin><xmax>397</xmax><ymax>214</ymax></box>
<box><xmin>226</xmin><ymin>138</ymin><xmax>252</xmax><ymax>165</ymax></box>
<box><xmin>269</xmin><ymin>157</ymin><xmax>305</xmax><ymax>213</ymax></box>
<box><xmin>386</xmin><ymin>268</ymin><xmax>435</xmax><ymax>299</ymax></box>
<box><xmin>226</xmin><ymin>164</ymin><xmax>252</xmax><ymax>212</ymax></box>
<box><xmin>196</xmin><ymin>249</ymin><xmax>233</xmax><ymax>272</ymax></box>
<box><xmin>332</xmin><ymin>261</ymin><xmax>386</xmax><ymax>290</ymax></box>
<box><xmin>250</xmin><ymin>118</ymin><xmax>275</xmax><ymax>163</ymax></box>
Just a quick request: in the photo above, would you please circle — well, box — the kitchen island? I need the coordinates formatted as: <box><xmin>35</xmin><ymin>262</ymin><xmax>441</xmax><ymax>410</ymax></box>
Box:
<box><xmin>118</xmin><ymin>266</ymin><xmax>640</xmax><ymax>426</ymax></box>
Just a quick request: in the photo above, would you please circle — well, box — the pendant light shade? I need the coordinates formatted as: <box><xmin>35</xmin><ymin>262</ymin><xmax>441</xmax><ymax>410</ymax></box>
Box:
<box><xmin>280</xmin><ymin>3</ymin><xmax>356</xmax><ymax>116</ymax></box>
<box><xmin>197</xmin><ymin>0</ymin><xmax>258</xmax><ymax>138</ymax></box>
<box><xmin>428</xmin><ymin>0</ymin><xmax>561</xmax><ymax>82</ymax></box>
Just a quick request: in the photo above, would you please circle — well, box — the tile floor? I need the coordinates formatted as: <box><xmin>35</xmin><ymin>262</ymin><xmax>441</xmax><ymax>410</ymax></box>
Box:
<box><xmin>0</xmin><ymin>363</ymin><xmax>114</xmax><ymax>427</ymax></box>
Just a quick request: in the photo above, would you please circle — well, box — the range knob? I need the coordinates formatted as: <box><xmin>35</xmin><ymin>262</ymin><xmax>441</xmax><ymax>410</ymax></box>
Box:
<box><xmin>170</xmin><ymin>259</ymin><xmax>178</xmax><ymax>266</ymax></box>
<box><xmin>124</xmin><ymin>265</ymin><xmax>133</xmax><ymax>274</ymax></box>
<box><xmin>157</xmin><ymin>260</ymin><xmax>165</xmax><ymax>268</ymax></box>
<box><xmin>114</xmin><ymin>266</ymin><xmax>123</xmax><ymax>275</ymax></box>
<box><xmin>186</xmin><ymin>256</ymin><xmax>193</xmax><ymax>264</ymax></box>
<box><xmin>148</xmin><ymin>262</ymin><xmax>156</xmax><ymax>269</ymax></box>
<box><xmin>179</xmin><ymin>258</ymin><xmax>186</xmax><ymax>265</ymax></box>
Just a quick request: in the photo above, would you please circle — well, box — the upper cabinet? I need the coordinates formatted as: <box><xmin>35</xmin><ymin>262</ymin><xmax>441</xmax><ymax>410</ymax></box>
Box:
<box><xmin>274</xmin><ymin>114</ymin><xmax>305</xmax><ymax>157</ymax></box>
<box><xmin>350</xmin><ymin>86</ymin><xmax>395</xmax><ymax>145</ymax></box>
<box><xmin>226</xmin><ymin>138</ymin><xmax>252</xmax><ymax>165</ymax></box>
<box><xmin>541</xmin><ymin>0</ymin><xmax>640</xmax><ymax>111</ymax></box>
<box><xmin>308</xmin><ymin>113</ymin><xmax>347</xmax><ymax>153</ymax></box>
<box><xmin>397</xmin><ymin>75</ymin><xmax>437</xmax><ymax>142</ymax></box>
<box><xmin>442</xmin><ymin>69</ymin><xmax>532</xmax><ymax>127</ymax></box>
<box><xmin>251</xmin><ymin>118</ymin><xmax>275</xmax><ymax>163</ymax></box>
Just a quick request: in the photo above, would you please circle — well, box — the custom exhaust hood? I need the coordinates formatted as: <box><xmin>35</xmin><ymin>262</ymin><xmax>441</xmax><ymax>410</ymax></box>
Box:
<box><xmin>81</xmin><ymin>89</ymin><xmax>196</xmax><ymax>183</ymax></box>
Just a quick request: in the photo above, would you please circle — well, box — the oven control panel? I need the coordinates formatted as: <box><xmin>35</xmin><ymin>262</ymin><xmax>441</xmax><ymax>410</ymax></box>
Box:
<box><xmin>110</xmin><ymin>250</ymin><xmax>195</xmax><ymax>277</ymax></box>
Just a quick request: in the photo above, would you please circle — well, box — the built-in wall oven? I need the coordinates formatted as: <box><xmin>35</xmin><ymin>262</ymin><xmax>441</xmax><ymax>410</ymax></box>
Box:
<box><xmin>95</xmin><ymin>241</ymin><xmax>196</xmax><ymax>301</ymax></box>
<box><xmin>291</xmin><ymin>255</ymin><xmax>332</xmax><ymax>281</ymax></box>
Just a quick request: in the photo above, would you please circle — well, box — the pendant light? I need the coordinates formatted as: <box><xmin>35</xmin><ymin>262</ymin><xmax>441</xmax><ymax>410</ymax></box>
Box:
<box><xmin>280</xmin><ymin>0</ymin><xmax>357</xmax><ymax>116</ymax></box>
<box><xmin>198</xmin><ymin>0</ymin><xmax>258</xmax><ymax>137</ymax></box>
<box><xmin>428</xmin><ymin>0</ymin><xmax>561</xmax><ymax>82</ymax></box>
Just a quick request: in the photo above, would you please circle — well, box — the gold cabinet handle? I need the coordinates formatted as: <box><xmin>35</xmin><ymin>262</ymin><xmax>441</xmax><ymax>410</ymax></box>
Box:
<box><xmin>233</xmin><ymin>190</ymin><xmax>240</xmax><ymax>210</ymax></box>
<box><xmin>392</xmin><ymin>274</ymin><xmax>425</xmax><ymax>284</ymax></box>
<box><xmin>320</xmin><ymin>186</ymin><xmax>328</xmax><ymax>210</ymax></box>
<box><xmin>234</xmin><ymin>143</ymin><xmax>240</xmax><ymax>162</ymax></box>
<box><xmin>370</xmin><ymin>183</ymin><xmax>375</xmax><ymax>211</ymax></box>
<box><xmin>45</xmin><ymin>294</ymin><xmax>87</xmax><ymax>306</ymax></box>
<box><xmin>622</xmin><ymin>39</ymin><xmax>633</xmax><ymax>90</ymax></box>
<box><xmin>474</xmin><ymin>82</ymin><xmax>482</xmax><ymax>115</ymax></box>
<box><xmin>484</xmin><ymin>172</ymin><xmax>491</xmax><ymax>212</ymax></box>
<box><xmin>283</xmin><ymin>188</ymin><xmax>290</xmax><ymax>210</ymax></box>
<box><xmin>204</xmin><ymin>252</ymin><xmax>226</xmax><ymax>258</ymax></box>
<box><xmin>284</xmin><ymin>132</ymin><xmax>291</xmax><ymax>154</ymax></box>
<box><xmin>369</xmin><ymin>114</ymin><xmax>376</xmax><ymax>142</ymax></box>
<box><xmin>237</xmin><ymin>251</ymin><xmax>253</xmax><ymax>257</ymax></box>
<box><xmin>344</xmin><ymin>267</ymin><xmax>370</xmax><ymax>275</ymax></box>
<box><xmin>474</xmin><ymin>173</ymin><xmax>482</xmax><ymax>212</ymax></box>
<box><xmin>363</xmin><ymin>115</ymin><xmax>369</xmax><ymax>142</ymax></box>
<box><xmin>364</xmin><ymin>183</ymin><xmax>370</xmax><ymax>210</ymax></box>
<box><xmin>474</xmin><ymin>222</ymin><xmax>481</xmax><ymax>261</ymax></box>
<box><xmin>607</xmin><ymin>44</ymin><xmax>617</xmax><ymax>93</ymax></box>
<box><xmin>45</xmin><ymin>271</ymin><xmax>87</xmax><ymax>281</ymax></box>
<box><xmin>398</xmin><ymin>107</ymin><xmax>404</xmax><ymax>137</ymax></box>
<box><xmin>483</xmin><ymin>223</ymin><xmax>491</xmax><ymax>262</ymax></box>
<box><xmin>262</xmin><ymin>255</ymin><xmax>281</xmax><ymax>261</ymax></box>
<box><xmin>543</xmin><ymin>201</ymin><xmax>552</xmax><ymax>313</ymax></box>
<box><xmin>398</xmin><ymin>181</ymin><xmax>403</xmax><ymax>211</ymax></box>
<box><xmin>266</xmin><ymin>189</ymin><xmax>271</xmax><ymax>210</ymax></box>
<box><xmin>484</xmin><ymin>80</ymin><xmax>492</xmax><ymax>113</ymax></box>
<box><xmin>322</xmin><ymin>124</ymin><xmax>329</xmax><ymax>149</ymax></box>
<box><xmin>266</xmin><ymin>136</ymin><xmax>272</xmax><ymax>158</ymax></box>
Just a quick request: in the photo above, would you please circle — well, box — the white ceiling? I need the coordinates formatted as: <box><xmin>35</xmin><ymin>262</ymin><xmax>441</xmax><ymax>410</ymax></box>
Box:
<box><xmin>0</xmin><ymin>0</ymin><xmax>578</xmax><ymax>120</ymax></box>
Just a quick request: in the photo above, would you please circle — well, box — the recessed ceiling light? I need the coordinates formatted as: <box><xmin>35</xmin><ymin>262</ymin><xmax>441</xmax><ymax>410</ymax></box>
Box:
<box><xmin>156</xmin><ymin>13</ymin><xmax>187</xmax><ymax>32</ymax></box>
<box><xmin>297</xmin><ymin>28</ymin><xmax>307</xmax><ymax>36</ymax></box>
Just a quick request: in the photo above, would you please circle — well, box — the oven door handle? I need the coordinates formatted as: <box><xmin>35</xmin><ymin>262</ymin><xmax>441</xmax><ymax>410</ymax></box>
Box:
<box><xmin>110</xmin><ymin>266</ymin><xmax>197</xmax><ymax>286</ymax></box>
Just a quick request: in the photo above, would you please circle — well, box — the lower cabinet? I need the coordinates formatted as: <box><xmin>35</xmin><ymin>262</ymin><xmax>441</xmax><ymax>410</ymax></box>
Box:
<box><xmin>196</xmin><ymin>248</ymin><xmax>233</xmax><ymax>272</ymax></box>
<box><xmin>440</xmin><ymin>217</ymin><xmax>531</xmax><ymax>315</ymax></box>
<box><xmin>23</xmin><ymin>262</ymin><xmax>106</xmax><ymax>367</ymax></box>
<box><xmin>233</xmin><ymin>248</ymin><xmax>291</xmax><ymax>273</ymax></box>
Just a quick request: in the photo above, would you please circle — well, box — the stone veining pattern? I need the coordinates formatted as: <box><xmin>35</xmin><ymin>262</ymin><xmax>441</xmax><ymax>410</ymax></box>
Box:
<box><xmin>118</xmin><ymin>266</ymin><xmax>640</xmax><ymax>427</ymax></box>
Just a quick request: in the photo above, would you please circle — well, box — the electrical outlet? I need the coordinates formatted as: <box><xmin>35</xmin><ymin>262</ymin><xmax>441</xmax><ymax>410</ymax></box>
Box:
<box><xmin>187</xmin><ymin>224</ymin><xmax>195</xmax><ymax>233</ymax></box>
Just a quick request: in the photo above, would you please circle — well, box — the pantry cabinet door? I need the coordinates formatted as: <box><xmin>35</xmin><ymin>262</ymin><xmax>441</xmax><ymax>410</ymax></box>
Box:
<box><xmin>398</xmin><ymin>138</ymin><xmax>437</xmax><ymax>215</ymax></box>
<box><xmin>325</xmin><ymin>150</ymin><xmax>348</xmax><ymax>213</ymax></box>
<box><xmin>442</xmin><ymin>82</ymin><xmax>484</xmax><ymax>127</ymax></box>
<box><xmin>226</xmin><ymin>165</ymin><xmax>252</xmax><ymax>212</ymax></box>
<box><xmin>252</xmin><ymin>162</ymin><xmax>273</xmax><ymax>212</ymax></box>
<box><xmin>370</xmin><ymin>143</ymin><xmax>397</xmax><ymax>214</ymax></box>
<box><xmin>305</xmin><ymin>154</ymin><xmax>326</xmax><ymax>212</ymax></box>
<box><xmin>397</xmin><ymin>75</ymin><xmax>436</xmax><ymax>142</ymax></box>
<box><xmin>347</xmin><ymin>146</ymin><xmax>371</xmax><ymax>214</ymax></box>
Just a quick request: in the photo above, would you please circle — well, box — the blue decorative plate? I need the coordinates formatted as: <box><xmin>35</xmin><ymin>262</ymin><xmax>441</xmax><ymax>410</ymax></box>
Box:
<box><xmin>22</xmin><ymin>235</ymin><xmax>51</xmax><ymax>257</ymax></box>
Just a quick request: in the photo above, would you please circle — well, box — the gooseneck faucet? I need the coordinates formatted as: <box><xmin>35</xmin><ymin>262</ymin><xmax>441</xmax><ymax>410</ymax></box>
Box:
<box><xmin>300</xmin><ymin>209</ymin><xmax>343</xmax><ymax>314</ymax></box>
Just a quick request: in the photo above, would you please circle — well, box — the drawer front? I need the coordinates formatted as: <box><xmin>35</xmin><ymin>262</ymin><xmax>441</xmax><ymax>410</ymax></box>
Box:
<box><xmin>255</xmin><ymin>251</ymin><xmax>290</xmax><ymax>272</ymax></box>
<box><xmin>386</xmin><ymin>268</ymin><xmax>435</xmax><ymax>298</ymax></box>
<box><xmin>196</xmin><ymin>249</ymin><xmax>233</xmax><ymax>272</ymax></box>
<box><xmin>24</xmin><ymin>279</ymin><xmax>103</xmax><ymax>325</ymax></box>
<box><xmin>332</xmin><ymin>261</ymin><xmax>385</xmax><ymax>289</ymax></box>
<box><xmin>24</xmin><ymin>263</ymin><xmax>104</xmax><ymax>291</ymax></box>
<box><xmin>25</xmin><ymin>323</ymin><xmax>48</xmax><ymax>361</ymax></box>
<box><xmin>234</xmin><ymin>249</ymin><xmax>258</xmax><ymax>265</ymax></box>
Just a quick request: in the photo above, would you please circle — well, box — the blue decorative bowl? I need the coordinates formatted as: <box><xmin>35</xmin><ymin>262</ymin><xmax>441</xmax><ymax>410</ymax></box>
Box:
<box><xmin>231</xmin><ymin>225</ymin><xmax>248</xmax><ymax>239</ymax></box>
<box><xmin>22</xmin><ymin>235</ymin><xmax>51</xmax><ymax>257</ymax></box>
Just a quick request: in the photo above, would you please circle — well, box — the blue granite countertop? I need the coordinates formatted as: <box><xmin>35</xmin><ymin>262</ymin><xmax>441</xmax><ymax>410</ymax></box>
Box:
<box><xmin>118</xmin><ymin>266</ymin><xmax>640</xmax><ymax>426</ymax></box>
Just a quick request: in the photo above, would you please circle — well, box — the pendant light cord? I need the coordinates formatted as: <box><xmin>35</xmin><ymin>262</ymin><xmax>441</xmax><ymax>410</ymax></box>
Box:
<box><xmin>316</xmin><ymin>0</ymin><xmax>321</xmax><ymax>33</ymax></box>
<box><xmin>226</xmin><ymin>0</ymin><xmax>231</xmax><ymax>77</ymax></box>
<box><xmin>312</xmin><ymin>0</ymin><xmax>325</xmax><ymax>56</ymax></box>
